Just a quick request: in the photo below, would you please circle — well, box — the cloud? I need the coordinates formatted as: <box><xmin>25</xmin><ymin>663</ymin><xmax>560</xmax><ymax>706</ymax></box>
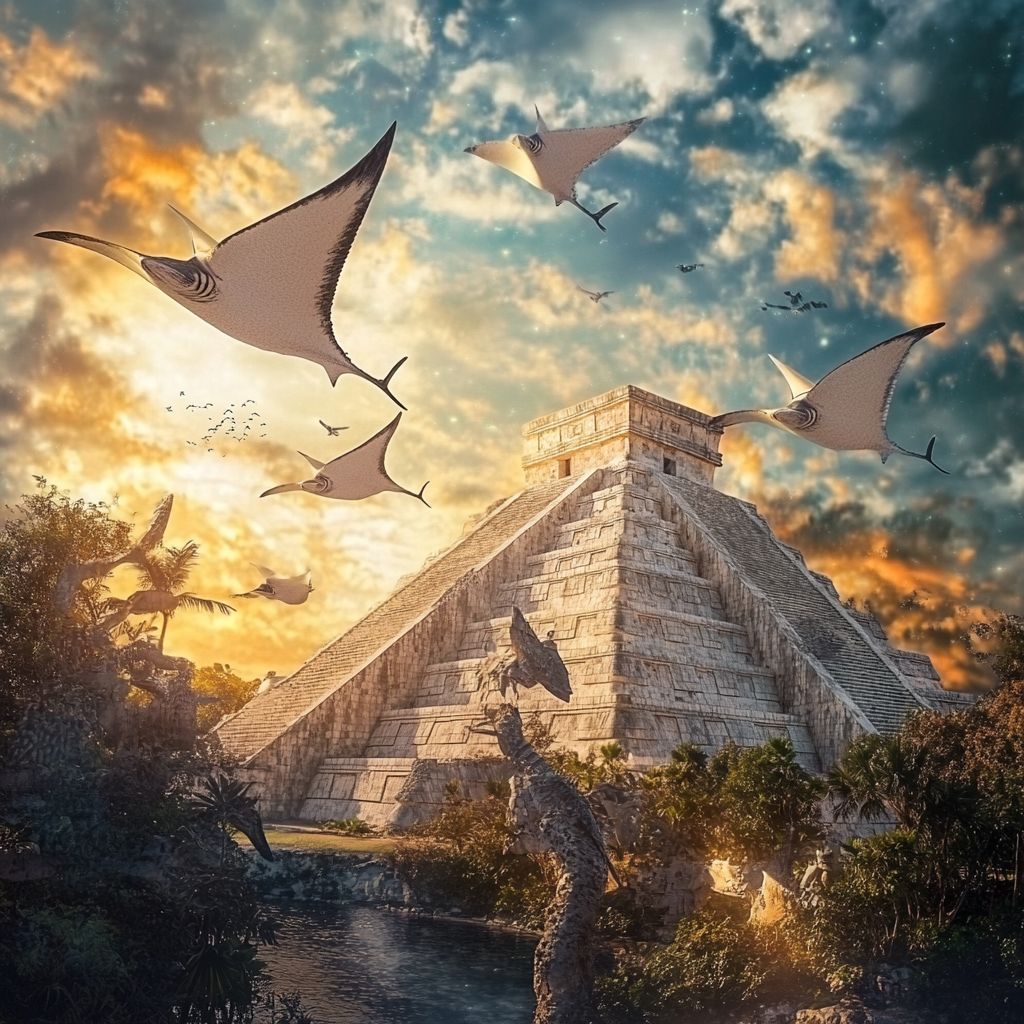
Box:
<box><xmin>0</xmin><ymin>26</ymin><xmax>97</xmax><ymax>128</ymax></box>
<box><xmin>578</xmin><ymin>5</ymin><xmax>715</xmax><ymax>108</ymax></box>
<box><xmin>721</xmin><ymin>0</ymin><xmax>836</xmax><ymax>60</ymax></box>
<box><xmin>245</xmin><ymin>82</ymin><xmax>354</xmax><ymax>176</ymax></box>
<box><xmin>762</xmin><ymin>67</ymin><xmax>859</xmax><ymax>160</ymax></box>
<box><xmin>751</xmin><ymin>489</ymin><xmax>997</xmax><ymax>688</ymax></box>
<box><xmin>764</xmin><ymin>170</ymin><xmax>842</xmax><ymax>282</ymax></box>
<box><xmin>697</xmin><ymin>97</ymin><xmax>735</xmax><ymax>125</ymax></box>
<box><xmin>857</xmin><ymin>170</ymin><xmax>1004</xmax><ymax>333</ymax></box>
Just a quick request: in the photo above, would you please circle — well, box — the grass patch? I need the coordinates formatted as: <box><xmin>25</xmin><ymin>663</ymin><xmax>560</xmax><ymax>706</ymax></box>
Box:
<box><xmin>242</xmin><ymin>829</ymin><xmax>396</xmax><ymax>855</ymax></box>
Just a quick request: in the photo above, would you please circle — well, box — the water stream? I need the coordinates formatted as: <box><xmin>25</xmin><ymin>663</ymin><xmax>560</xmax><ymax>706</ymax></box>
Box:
<box><xmin>260</xmin><ymin>902</ymin><xmax>536</xmax><ymax>1024</ymax></box>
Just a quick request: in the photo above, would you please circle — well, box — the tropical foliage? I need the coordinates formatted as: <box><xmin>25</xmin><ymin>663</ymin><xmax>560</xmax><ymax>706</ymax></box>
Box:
<box><xmin>0</xmin><ymin>485</ymin><xmax>301</xmax><ymax>1023</ymax></box>
<box><xmin>193</xmin><ymin>663</ymin><xmax>259</xmax><ymax>732</ymax></box>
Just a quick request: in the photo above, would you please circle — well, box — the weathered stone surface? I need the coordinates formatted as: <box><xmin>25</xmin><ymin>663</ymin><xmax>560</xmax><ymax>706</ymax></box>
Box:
<box><xmin>214</xmin><ymin>386</ymin><xmax>958</xmax><ymax>824</ymax></box>
<box><xmin>795</xmin><ymin>1000</ymin><xmax>871</xmax><ymax>1024</ymax></box>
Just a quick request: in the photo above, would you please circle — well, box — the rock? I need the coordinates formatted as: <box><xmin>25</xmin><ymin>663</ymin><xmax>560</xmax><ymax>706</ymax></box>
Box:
<box><xmin>795</xmin><ymin>999</ymin><xmax>871</xmax><ymax>1024</ymax></box>
<box><xmin>753</xmin><ymin>1002</ymin><xmax>797</xmax><ymax>1024</ymax></box>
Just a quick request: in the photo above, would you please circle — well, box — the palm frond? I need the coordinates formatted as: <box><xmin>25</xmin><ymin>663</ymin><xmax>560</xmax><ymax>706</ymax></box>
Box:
<box><xmin>177</xmin><ymin>593</ymin><xmax>235</xmax><ymax>616</ymax></box>
<box><xmin>160</xmin><ymin>540</ymin><xmax>201</xmax><ymax>591</ymax></box>
<box><xmin>133</xmin><ymin>551</ymin><xmax>167</xmax><ymax>592</ymax></box>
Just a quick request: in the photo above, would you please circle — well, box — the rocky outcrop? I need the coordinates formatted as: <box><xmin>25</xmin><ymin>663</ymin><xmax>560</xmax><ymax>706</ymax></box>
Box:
<box><xmin>245</xmin><ymin>849</ymin><xmax>407</xmax><ymax>905</ymax></box>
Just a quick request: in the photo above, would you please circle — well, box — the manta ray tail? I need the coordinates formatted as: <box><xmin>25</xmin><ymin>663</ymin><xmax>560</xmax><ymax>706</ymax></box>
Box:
<box><xmin>414</xmin><ymin>480</ymin><xmax>431</xmax><ymax>508</ymax></box>
<box><xmin>891</xmin><ymin>436</ymin><xmax>950</xmax><ymax>474</ymax></box>
<box><xmin>375</xmin><ymin>355</ymin><xmax>409</xmax><ymax>410</ymax></box>
<box><xmin>568</xmin><ymin>198</ymin><xmax>618</xmax><ymax>231</ymax></box>
<box><xmin>588</xmin><ymin>202</ymin><xmax>618</xmax><ymax>232</ymax></box>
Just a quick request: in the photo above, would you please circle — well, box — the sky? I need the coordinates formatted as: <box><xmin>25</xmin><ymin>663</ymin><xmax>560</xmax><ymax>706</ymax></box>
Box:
<box><xmin>1</xmin><ymin>0</ymin><xmax>1021</xmax><ymax>687</ymax></box>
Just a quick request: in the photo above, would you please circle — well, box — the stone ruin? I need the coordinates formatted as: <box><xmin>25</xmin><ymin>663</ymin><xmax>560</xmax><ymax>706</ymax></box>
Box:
<box><xmin>213</xmin><ymin>386</ymin><xmax>969</xmax><ymax>826</ymax></box>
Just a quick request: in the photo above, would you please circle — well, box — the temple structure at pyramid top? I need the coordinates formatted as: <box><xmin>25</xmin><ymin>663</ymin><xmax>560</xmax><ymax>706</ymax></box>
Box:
<box><xmin>215</xmin><ymin>386</ymin><xmax>966</xmax><ymax>826</ymax></box>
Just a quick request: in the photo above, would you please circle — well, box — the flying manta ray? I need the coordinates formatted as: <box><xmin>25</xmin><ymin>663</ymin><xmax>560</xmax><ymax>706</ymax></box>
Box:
<box><xmin>234</xmin><ymin>565</ymin><xmax>313</xmax><ymax>605</ymax></box>
<box><xmin>261</xmin><ymin>413</ymin><xmax>430</xmax><ymax>504</ymax></box>
<box><xmin>36</xmin><ymin>123</ymin><xmax>408</xmax><ymax>407</ymax></box>
<box><xmin>711</xmin><ymin>323</ymin><xmax>950</xmax><ymax>473</ymax></box>
<box><xmin>576</xmin><ymin>284</ymin><xmax>613</xmax><ymax>304</ymax></box>
<box><xmin>464</xmin><ymin>106</ymin><xmax>645</xmax><ymax>231</ymax></box>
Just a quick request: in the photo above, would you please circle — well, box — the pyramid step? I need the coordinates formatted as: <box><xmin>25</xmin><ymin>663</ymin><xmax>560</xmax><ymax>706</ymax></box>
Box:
<box><xmin>525</xmin><ymin>538</ymin><xmax>698</xmax><ymax>575</ymax></box>
<box><xmin>460</xmin><ymin>605</ymin><xmax>749</xmax><ymax>649</ymax></box>
<box><xmin>555</xmin><ymin>513</ymin><xmax>681</xmax><ymax>548</ymax></box>
<box><xmin>560</xmin><ymin>483</ymin><xmax>666</xmax><ymax>523</ymax></box>
<box><xmin>358</xmin><ymin>697</ymin><xmax>818</xmax><ymax>768</ymax></box>
<box><xmin>497</xmin><ymin>561</ymin><xmax>714</xmax><ymax>594</ymax></box>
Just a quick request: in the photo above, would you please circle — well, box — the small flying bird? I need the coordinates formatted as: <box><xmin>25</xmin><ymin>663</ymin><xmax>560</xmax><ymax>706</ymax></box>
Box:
<box><xmin>576</xmin><ymin>284</ymin><xmax>613</xmax><ymax>304</ymax></box>
<box><xmin>179</xmin><ymin>390</ymin><xmax>185</xmax><ymax>396</ymax></box>
<box><xmin>37</xmin><ymin>122</ymin><xmax>409</xmax><ymax>407</ymax></box>
<box><xmin>234</xmin><ymin>565</ymin><xmax>314</xmax><ymax>606</ymax></box>
<box><xmin>676</xmin><ymin>263</ymin><xmax>704</xmax><ymax>273</ymax></box>
<box><xmin>711</xmin><ymin>323</ymin><xmax>950</xmax><ymax>473</ymax></box>
<box><xmin>464</xmin><ymin>106</ymin><xmax>645</xmax><ymax>231</ymax></box>
<box><xmin>319</xmin><ymin>419</ymin><xmax>349</xmax><ymax>436</ymax></box>
<box><xmin>260</xmin><ymin>413</ymin><xmax>430</xmax><ymax>505</ymax></box>
<box><xmin>762</xmin><ymin>289</ymin><xmax>829</xmax><ymax>314</ymax></box>
<box><xmin>165</xmin><ymin>406</ymin><xmax>172</xmax><ymax>412</ymax></box>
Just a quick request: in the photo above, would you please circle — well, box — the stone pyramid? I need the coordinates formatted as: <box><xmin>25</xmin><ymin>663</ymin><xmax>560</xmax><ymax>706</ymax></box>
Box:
<box><xmin>215</xmin><ymin>387</ymin><xmax>965</xmax><ymax>827</ymax></box>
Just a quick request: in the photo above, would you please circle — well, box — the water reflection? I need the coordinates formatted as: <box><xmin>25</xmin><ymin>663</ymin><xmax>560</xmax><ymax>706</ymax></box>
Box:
<box><xmin>261</xmin><ymin>903</ymin><xmax>536</xmax><ymax>1024</ymax></box>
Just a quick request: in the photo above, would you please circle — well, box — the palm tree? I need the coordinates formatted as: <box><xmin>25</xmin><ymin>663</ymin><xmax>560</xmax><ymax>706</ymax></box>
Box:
<box><xmin>128</xmin><ymin>541</ymin><xmax>234</xmax><ymax>650</ymax></box>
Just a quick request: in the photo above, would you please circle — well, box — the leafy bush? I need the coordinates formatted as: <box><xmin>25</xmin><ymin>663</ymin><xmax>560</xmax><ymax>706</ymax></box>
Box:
<box><xmin>392</xmin><ymin>787</ymin><xmax>553</xmax><ymax>925</ymax></box>
<box><xmin>319</xmin><ymin>817</ymin><xmax>375</xmax><ymax>837</ymax></box>
<box><xmin>598</xmin><ymin>910</ymin><xmax>802</xmax><ymax>1022</ymax></box>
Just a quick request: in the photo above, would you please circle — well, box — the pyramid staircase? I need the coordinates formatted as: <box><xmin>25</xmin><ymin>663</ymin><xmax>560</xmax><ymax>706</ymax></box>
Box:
<box><xmin>298</xmin><ymin>468</ymin><xmax>819</xmax><ymax>825</ymax></box>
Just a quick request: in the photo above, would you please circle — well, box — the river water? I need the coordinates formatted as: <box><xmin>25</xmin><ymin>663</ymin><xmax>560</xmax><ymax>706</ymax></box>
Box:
<box><xmin>260</xmin><ymin>902</ymin><xmax>537</xmax><ymax>1024</ymax></box>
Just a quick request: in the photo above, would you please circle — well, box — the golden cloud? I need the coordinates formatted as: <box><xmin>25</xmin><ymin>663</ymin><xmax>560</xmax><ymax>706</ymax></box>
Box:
<box><xmin>764</xmin><ymin>169</ymin><xmax>842</xmax><ymax>283</ymax></box>
<box><xmin>860</xmin><ymin>171</ymin><xmax>1003</xmax><ymax>335</ymax></box>
<box><xmin>0</xmin><ymin>27</ymin><xmax>97</xmax><ymax>128</ymax></box>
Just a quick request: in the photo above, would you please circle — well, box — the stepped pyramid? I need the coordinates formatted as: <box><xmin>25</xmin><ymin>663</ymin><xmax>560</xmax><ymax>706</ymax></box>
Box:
<box><xmin>215</xmin><ymin>387</ymin><xmax>965</xmax><ymax>826</ymax></box>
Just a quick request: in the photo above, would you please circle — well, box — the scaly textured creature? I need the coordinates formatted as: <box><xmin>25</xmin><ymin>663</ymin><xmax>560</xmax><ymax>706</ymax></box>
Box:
<box><xmin>487</xmin><ymin>703</ymin><xmax>609</xmax><ymax>1024</ymax></box>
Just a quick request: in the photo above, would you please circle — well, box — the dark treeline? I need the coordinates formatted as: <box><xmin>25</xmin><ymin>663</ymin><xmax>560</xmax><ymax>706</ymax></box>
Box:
<box><xmin>0</xmin><ymin>486</ymin><xmax>309</xmax><ymax>1024</ymax></box>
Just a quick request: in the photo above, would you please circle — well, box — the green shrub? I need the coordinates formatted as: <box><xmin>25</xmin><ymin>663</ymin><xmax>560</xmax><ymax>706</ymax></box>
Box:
<box><xmin>392</xmin><ymin>789</ymin><xmax>553</xmax><ymax>923</ymax></box>
<box><xmin>599</xmin><ymin>910</ymin><xmax>772</xmax><ymax>1022</ymax></box>
<box><xmin>319</xmin><ymin>817</ymin><xmax>375</xmax><ymax>837</ymax></box>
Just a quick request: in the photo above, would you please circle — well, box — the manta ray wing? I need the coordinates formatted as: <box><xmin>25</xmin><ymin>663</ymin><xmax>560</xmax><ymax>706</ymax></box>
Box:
<box><xmin>533</xmin><ymin>118</ymin><xmax>645</xmax><ymax>198</ymax></box>
<box><xmin>322</xmin><ymin>413</ymin><xmax>403</xmax><ymax>489</ymax></box>
<box><xmin>205</xmin><ymin>122</ymin><xmax>396</xmax><ymax>379</ymax></box>
<box><xmin>767</xmin><ymin>354</ymin><xmax>816</xmax><ymax>399</ymax></box>
<box><xmin>805</xmin><ymin>323</ymin><xmax>944</xmax><ymax>449</ymax></box>
<box><xmin>466</xmin><ymin>139</ymin><xmax>543</xmax><ymax>190</ymax></box>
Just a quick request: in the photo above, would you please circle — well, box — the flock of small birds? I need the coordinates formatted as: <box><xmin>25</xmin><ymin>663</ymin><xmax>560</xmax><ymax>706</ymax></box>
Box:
<box><xmin>164</xmin><ymin>394</ymin><xmax>270</xmax><ymax>455</ymax></box>
<box><xmin>36</xmin><ymin>102</ymin><xmax>952</xmax><ymax>617</ymax></box>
